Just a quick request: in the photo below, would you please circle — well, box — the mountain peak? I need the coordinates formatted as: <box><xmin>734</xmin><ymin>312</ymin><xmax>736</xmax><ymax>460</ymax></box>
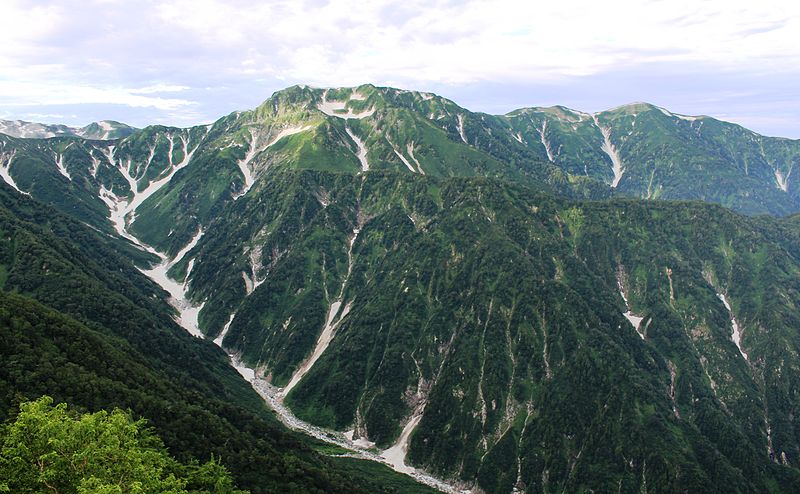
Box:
<box><xmin>604</xmin><ymin>102</ymin><xmax>660</xmax><ymax>114</ymax></box>
<box><xmin>602</xmin><ymin>102</ymin><xmax>708</xmax><ymax>122</ymax></box>
<box><xmin>77</xmin><ymin>120</ymin><xmax>136</xmax><ymax>140</ymax></box>
<box><xmin>514</xmin><ymin>105</ymin><xmax>591</xmax><ymax>119</ymax></box>
<box><xmin>249</xmin><ymin>83</ymin><xmax>464</xmax><ymax>126</ymax></box>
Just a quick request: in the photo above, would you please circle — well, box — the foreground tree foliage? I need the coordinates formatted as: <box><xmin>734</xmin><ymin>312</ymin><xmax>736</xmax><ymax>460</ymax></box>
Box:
<box><xmin>0</xmin><ymin>396</ymin><xmax>246</xmax><ymax>494</ymax></box>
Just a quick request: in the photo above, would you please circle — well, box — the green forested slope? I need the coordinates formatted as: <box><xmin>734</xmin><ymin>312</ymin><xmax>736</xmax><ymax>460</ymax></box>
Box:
<box><xmin>506</xmin><ymin>103</ymin><xmax>800</xmax><ymax>215</ymax></box>
<box><xmin>2</xmin><ymin>86</ymin><xmax>799</xmax><ymax>251</ymax></box>
<box><xmin>178</xmin><ymin>169</ymin><xmax>800</xmax><ymax>492</ymax></box>
<box><xmin>3</xmin><ymin>84</ymin><xmax>800</xmax><ymax>493</ymax></box>
<box><xmin>1</xmin><ymin>85</ymin><xmax>604</xmax><ymax>254</ymax></box>
<box><xmin>0</xmin><ymin>182</ymin><xmax>436</xmax><ymax>494</ymax></box>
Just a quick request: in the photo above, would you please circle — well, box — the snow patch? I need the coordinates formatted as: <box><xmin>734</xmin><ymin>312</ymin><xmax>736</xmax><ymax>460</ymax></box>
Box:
<box><xmin>624</xmin><ymin>312</ymin><xmax>645</xmax><ymax>335</ymax></box>
<box><xmin>88</xmin><ymin>156</ymin><xmax>101</xmax><ymax>179</ymax></box>
<box><xmin>145</xmin><ymin>141</ymin><xmax>157</xmax><ymax>168</ymax></box>
<box><xmin>394</xmin><ymin>148</ymin><xmax>416</xmax><ymax>173</ymax></box>
<box><xmin>165</xmin><ymin>135</ymin><xmax>175</xmax><ymax>167</ymax></box>
<box><xmin>407</xmin><ymin>143</ymin><xmax>425</xmax><ymax>175</ymax></box>
<box><xmin>346</xmin><ymin>127</ymin><xmax>369</xmax><ymax>172</ymax></box>
<box><xmin>282</xmin><ymin>299</ymin><xmax>352</xmax><ymax>396</ymax></box>
<box><xmin>457</xmin><ymin>114</ymin><xmax>468</xmax><ymax>144</ymax></box>
<box><xmin>592</xmin><ymin>116</ymin><xmax>625</xmax><ymax>188</ymax></box>
<box><xmin>379</xmin><ymin>350</ymin><xmax>435</xmax><ymax>477</ymax></box>
<box><xmin>716</xmin><ymin>293</ymin><xmax>748</xmax><ymax>361</ymax></box>
<box><xmin>318</xmin><ymin>90</ymin><xmax>375</xmax><ymax>119</ymax></box>
<box><xmin>656</xmin><ymin>106</ymin><xmax>674</xmax><ymax>117</ymax></box>
<box><xmin>98</xmin><ymin>120</ymin><xmax>115</xmax><ymax>139</ymax></box>
<box><xmin>214</xmin><ymin>312</ymin><xmax>236</xmax><ymax>347</ymax></box>
<box><xmin>232</xmin><ymin>125</ymin><xmax>313</xmax><ymax>200</ymax></box>
<box><xmin>617</xmin><ymin>273</ymin><xmax>645</xmax><ymax>338</ymax></box>
<box><xmin>141</xmin><ymin>256</ymin><xmax>204</xmax><ymax>337</ymax></box>
<box><xmin>54</xmin><ymin>153</ymin><xmax>71</xmax><ymax>180</ymax></box>
<box><xmin>281</xmin><ymin>226</ymin><xmax>360</xmax><ymax>396</ymax></box>
<box><xmin>140</xmin><ymin>228</ymin><xmax>206</xmax><ymax>338</ymax></box>
<box><xmin>389</xmin><ymin>138</ymin><xmax>417</xmax><ymax>173</ymax></box>
<box><xmin>98</xmin><ymin>177</ymin><xmax>207</xmax><ymax>340</ymax></box>
<box><xmin>556</xmin><ymin>107</ymin><xmax>591</xmax><ymax>122</ymax></box>
<box><xmin>266</xmin><ymin>125</ymin><xmax>312</xmax><ymax>148</ymax></box>
<box><xmin>0</xmin><ymin>150</ymin><xmax>29</xmax><ymax>195</ymax></box>
<box><xmin>233</xmin><ymin>128</ymin><xmax>259</xmax><ymax>199</ymax></box>
<box><xmin>173</xmin><ymin>228</ymin><xmax>204</xmax><ymax>266</ymax></box>
<box><xmin>538</xmin><ymin>120</ymin><xmax>555</xmax><ymax>162</ymax></box>
<box><xmin>101</xmin><ymin>135</ymin><xmax>201</xmax><ymax>241</ymax></box>
<box><xmin>185</xmin><ymin>259</ymin><xmax>195</xmax><ymax>280</ymax></box>
<box><xmin>775</xmin><ymin>168</ymin><xmax>791</xmax><ymax>192</ymax></box>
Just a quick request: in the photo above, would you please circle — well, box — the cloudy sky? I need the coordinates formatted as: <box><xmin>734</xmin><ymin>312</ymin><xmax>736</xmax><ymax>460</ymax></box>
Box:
<box><xmin>1</xmin><ymin>0</ymin><xmax>798</xmax><ymax>137</ymax></box>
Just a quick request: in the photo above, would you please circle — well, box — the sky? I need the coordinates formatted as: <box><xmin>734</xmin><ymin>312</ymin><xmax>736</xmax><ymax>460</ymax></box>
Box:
<box><xmin>1</xmin><ymin>0</ymin><xmax>798</xmax><ymax>137</ymax></box>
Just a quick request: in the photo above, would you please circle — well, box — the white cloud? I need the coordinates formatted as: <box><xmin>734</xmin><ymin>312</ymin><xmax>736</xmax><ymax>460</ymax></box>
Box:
<box><xmin>1</xmin><ymin>0</ymin><xmax>799</xmax><ymax>134</ymax></box>
<box><xmin>130</xmin><ymin>84</ymin><xmax>191</xmax><ymax>94</ymax></box>
<box><xmin>5</xmin><ymin>0</ymin><xmax>800</xmax><ymax>88</ymax></box>
<box><xmin>23</xmin><ymin>113</ymin><xmax>76</xmax><ymax>120</ymax></box>
<box><xmin>0</xmin><ymin>1</ymin><xmax>62</xmax><ymax>55</ymax></box>
<box><xmin>144</xmin><ymin>0</ymin><xmax>800</xmax><ymax>85</ymax></box>
<box><xmin>0</xmin><ymin>81</ymin><xmax>193</xmax><ymax>110</ymax></box>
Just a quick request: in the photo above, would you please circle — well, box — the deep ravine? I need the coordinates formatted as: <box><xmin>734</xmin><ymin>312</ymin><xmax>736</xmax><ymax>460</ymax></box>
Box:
<box><xmin>100</xmin><ymin>170</ymin><xmax>464</xmax><ymax>492</ymax></box>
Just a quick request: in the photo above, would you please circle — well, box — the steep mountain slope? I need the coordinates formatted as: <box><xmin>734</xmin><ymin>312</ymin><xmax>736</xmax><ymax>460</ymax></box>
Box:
<box><xmin>2</xmin><ymin>87</ymin><xmax>800</xmax><ymax>230</ymax></box>
<box><xmin>0</xmin><ymin>182</ymin><xmax>436</xmax><ymax>494</ymax></box>
<box><xmin>152</xmin><ymin>166</ymin><xmax>800</xmax><ymax>492</ymax></box>
<box><xmin>0</xmin><ymin>119</ymin><xmax>135</xmax><ymax>140</ymax></box>
<box><xmin>0</xmin><ymin>85</ymin><xmax>604</xmax><ymax>253</ymax></box>
<box><xmin>4</xmin><ymin>84</ymin><xmax>800</xmax><ymax>493</ymax></box>
<box><xmin>506</xmin><ymin>103</ymin><xmax>800</xmax><ymax>215</ymax></box>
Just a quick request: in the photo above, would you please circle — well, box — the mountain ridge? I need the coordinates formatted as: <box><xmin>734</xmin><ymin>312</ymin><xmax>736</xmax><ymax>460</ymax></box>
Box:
<box><xmin>3</xmin><ymin>83</ymin><xmax>800</xmax><ymax>491</ymax></box>
<box><xmin>2</xmin><ymin>83</ymin><xmax>799</xmax><ymax>220</ymax></box>
<box><xmin>0</xmin><ymin>90</ymin><xmax>779</xmax><ymax>142</ymax></box>
<box><xmin>0</xmin><ymin>118</ymin><xmax>136</xmax><ymax>140</ymax></box>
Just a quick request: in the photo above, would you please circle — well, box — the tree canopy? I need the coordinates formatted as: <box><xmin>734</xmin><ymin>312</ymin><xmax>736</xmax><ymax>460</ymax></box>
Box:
<box><xmin>0</xmin><ymin>396</ymin><xmax>246</xmax><ymax>494</ymax></box>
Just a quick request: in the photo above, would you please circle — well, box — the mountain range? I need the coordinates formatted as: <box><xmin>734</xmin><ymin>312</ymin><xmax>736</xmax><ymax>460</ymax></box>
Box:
<box><xmin>2</xmin><ymin>84</ymin><xmax>800</xmax><ymax>493</ymax></box>
<box><xmin>0</xmin><ymin>118</ymin><xmax>135</xmax><ymax>140</ymax></box>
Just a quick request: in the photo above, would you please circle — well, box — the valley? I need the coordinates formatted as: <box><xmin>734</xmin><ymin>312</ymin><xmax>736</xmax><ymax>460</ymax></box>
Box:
<box><xmin>2</xmin><ymin>84</ymin><xmax>800</xmax><ymax>493</ymax></box>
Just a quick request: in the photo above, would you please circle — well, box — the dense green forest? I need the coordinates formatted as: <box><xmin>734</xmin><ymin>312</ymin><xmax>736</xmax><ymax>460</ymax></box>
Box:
<box><xmin>179</xmin><ymin>169</ymin><xmax>800</xmax><ymax>492</ymax></box>
<box><xmin>2</xmin><ymin>83</ymin><xmax>800</xmax><ymax>493</ymax></box>
<box><xmin>0</xmin><ymin>182</ymin><xmax>436</xmax><ymax>494</ymax></box>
